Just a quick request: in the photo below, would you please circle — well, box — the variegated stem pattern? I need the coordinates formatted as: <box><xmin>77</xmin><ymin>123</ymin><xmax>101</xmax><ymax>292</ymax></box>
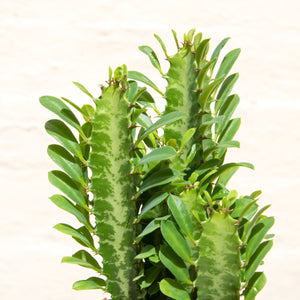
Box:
<box><xmin>164</xmin><ymin>46</ymin><xmax>199</xmax><ymax>157</ymax></box>
<box><xmin>89</xmin><ymin>83</ymin><xmax>136</xmax><ymax>299</ymax></box>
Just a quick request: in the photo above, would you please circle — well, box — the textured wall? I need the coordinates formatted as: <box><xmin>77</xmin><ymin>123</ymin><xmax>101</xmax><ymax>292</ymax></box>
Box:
<box><xmin>1</xmin><ymin>0</ymin><xmax>299</xmax><ymax>299</ymax></box>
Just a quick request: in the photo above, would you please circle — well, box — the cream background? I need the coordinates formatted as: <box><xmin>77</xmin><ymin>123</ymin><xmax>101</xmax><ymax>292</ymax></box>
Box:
<box><xmin>1</xmin><ymin>0</ymin><xmax>299</xmax><ymax>299</ymax></box>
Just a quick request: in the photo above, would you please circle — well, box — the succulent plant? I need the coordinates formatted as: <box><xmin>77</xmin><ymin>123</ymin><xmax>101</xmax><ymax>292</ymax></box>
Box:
<box><xmin>41</xmin><ymin>29</ymin><xmax>274</xmax><ymax>300</ymax></box>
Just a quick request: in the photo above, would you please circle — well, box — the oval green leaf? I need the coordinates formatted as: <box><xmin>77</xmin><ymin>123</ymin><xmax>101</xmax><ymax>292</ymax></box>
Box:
<box><xmin>40</xmin><ymin>96</ymin><xmax>84</xmax><ymax>135</ymax></box>
<box><xmin>138</xmin><ymin>193</ymin><xmax>169</xmax><ymax>221</ymax></box>
<box><xmin>159</xmin><ymin>245</ymin><xmax>192</xmax><ymax>284</ymax></box>
<box><xmin>137</xmin><ymin>146</ymin><xmax>177</xmax><ymax>166</ymax></box>
<box><xmin>161</xmin><ymin>220</ymin><xmax>193</xmax><ymax>264</ymax></box>
<box><xmin>62</xmin><ymin>250</ymin><xmax>101</xmax><ymax>273</ymax></box>
<box><xmin>73</xmin><ymin>81</ymin><xmax>94</xmax><ymax>99</ymax></box>
<box><xmin>180</xmin><ymin>128</ymin><xmax>196</xmax><ymax>151</ymax></box>
<box><xmin>215</xmin><ymin>48</ymin><xmax>241</xmax><ymax>79</ymax></box>
<box><xmin>210</xmin><ymin>37</ymin><xmax>231</xmax><ymax>74</ymax></box>
<box><xmin>50</xmin><ymin>194</ymin><xmax>92</xmax><ymax>231</ymax></box>
<box><xmin>139</xmin><ymin>45</ymin><xmax>163</xmax><ymax>74</ymax></box>
<box><xmin>139</xmin><ymin>168</ymin><xmax>181</xmax><ymax>194</ymax></box>
<box><xmin>128</xmin><ymin>70</ymin><xmax>163</xmax><ymax>95</ymax></box>
<box><xmin>167</xmin><ymin>195</ymin><xmax>193</xmax><ymax>241</ymax></box>
<box><xmin>138</xmin><ymin>111</ymin><xmax>186</xmax><ymax>142</ymax></box>
<box><xmin>54</xmin><ymin>223</ymin><xmax>95</xmax><ymax>250</ymax></box>
<box><xmin>47</xmin><ymin>144</ymin><xmax>86</xmax><ymax>186</ymax></box>
<box><xmin>245</xmin><ymin>272</ymin><xmax>267</xmax><ymax>300</ymax></box>
<box><xmin>72</xmin><ymin>277</ymin><xmax>106</xmax><ymax>290</ymax></box>
<box><xmin>215</xmin><ymin>73</ymin><xmax>239</xmax><ymax>112</ymax></box>
<box><xmin>246</xmin><ymin>216</ymin><xmax>275</xmax><ymax>261</ymax></box>
<box><xmin>159</xmin><ymin>278</ymin><xmax>191</xmax><ymax>300</ymax></box>
<box><xmin>48</xmin><ymin>170</ymin><xmax>88</xmax><ymax>210</ymax></box>
<box><xmin>245</xmin><ymin>240</ymin><xmax>273</xmax><ymax>282</ymax></box>
<box><xmin>45</xmin><ymin>119</ymin><xmax>84</xmax><ymax>161</ymax></box>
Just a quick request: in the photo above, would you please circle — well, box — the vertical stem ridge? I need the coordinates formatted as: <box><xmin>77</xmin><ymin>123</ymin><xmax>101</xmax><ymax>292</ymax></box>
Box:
<box><xmin>89</xmin><ymin>85</ymin><xmax>136</xmax><ymax>299</ymax></box>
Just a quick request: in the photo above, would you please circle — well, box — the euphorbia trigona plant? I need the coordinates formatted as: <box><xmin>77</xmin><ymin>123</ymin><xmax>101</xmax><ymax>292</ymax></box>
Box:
<box><xmin>41</xmin><ymin>29</ymin><xmax>274</xmax><ymax>300</ymax></box>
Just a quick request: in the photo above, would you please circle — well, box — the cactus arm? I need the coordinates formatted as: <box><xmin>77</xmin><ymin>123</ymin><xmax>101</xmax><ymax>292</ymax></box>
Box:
<box><xmin>89</xmin><ymin>71</ymin><xmax>136</xmax><ymax>299</ymax></box>
<box><xmin>164</xmin><ymin>46</ymin><xmax>199</xmax><ymax>149</ymax></box>
<box><xmin>196</xmin><ymin>211</ymin><xmax>241</xmax><ymax>300</ymax></box>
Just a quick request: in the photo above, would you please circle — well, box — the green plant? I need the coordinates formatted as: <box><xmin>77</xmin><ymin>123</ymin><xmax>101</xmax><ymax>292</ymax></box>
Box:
<box><xmin>41</xmin><ymin>29</ymin><xmax>274</xmax><ymax>300</ymax></box>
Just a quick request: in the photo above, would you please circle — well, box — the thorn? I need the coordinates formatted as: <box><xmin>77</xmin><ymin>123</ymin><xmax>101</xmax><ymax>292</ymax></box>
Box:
<box><xmin>120</xmin><ymin>86</ymin><xmax>130</xmax><ymax>92</ymax></box>
<box><xmin>128</xmin><ymin>123</ymin><xmax>138</xmax><ymax>130</ymax></box>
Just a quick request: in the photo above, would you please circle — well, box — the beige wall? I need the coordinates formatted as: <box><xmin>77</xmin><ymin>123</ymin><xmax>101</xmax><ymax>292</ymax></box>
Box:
<box><xmin>1</xmin><ymin>0</ymin><xmax>299</xmax><ymax>299</ymax></box>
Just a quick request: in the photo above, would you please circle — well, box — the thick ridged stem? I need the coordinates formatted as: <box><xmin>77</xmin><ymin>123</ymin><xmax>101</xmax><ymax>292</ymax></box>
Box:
<box><xmin>196</xmin><ymin>211</ymin><xmax>241</xmax><ymax>300</ymax></box>
<box><xmin>89</xmin><ymin>85</ymin><xmax>136</xmax><ymax>299</ymax></box>
<box><xmin>164</xmin><ymin>46</ymin><xmax>199</xmax><ymax>160</ymax></box>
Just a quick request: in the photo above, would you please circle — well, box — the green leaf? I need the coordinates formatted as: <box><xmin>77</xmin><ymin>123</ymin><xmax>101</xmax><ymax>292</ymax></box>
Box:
<box><xmin>54</xmin><ymin>223</ymin><xmax>95</xmax><ymax>250</ymax></box>
<box><xmin>205</xmin><ymin>162</ymin><xmax>254</xmax><ymax>184</ymax></box>
<box><xmin>185</xmin><ymin>28</ymin><xmax>195</xmax><ymax>43</ymax></box>
<box><xmin>215</xmin><ymin>48</ymin><xmax>241</xmax><ymax>79</ymax></box>
<box><xmin>159</xmin><ymin>245</ymin><xmax>192</xmax><ymax>284</ymax></box>
<box><xmin>136</xmin><ymin>89</ymin><xmax>156</xmax><ymax>107</ymax></box>
<box><xmin>246</xmin><ymin>217</ymin><xmax>275</xmax><ymax>261</ymax></box>
<box><xmin>230</xmin><ymin>196</ymin><xmax>258</xmax><ymax>222</ymax></box>
<box><xmin>245</xmin><ymin>240</ymin><xmax>273</xmax><ymax>282</ymax></box>
<box><xmin>48</xmin><ymin>170</ymin><xmax>89</xmax><ymax>210</ymax></box>
<box><xmin>154</xmin><ymin>33</ymin><xmax>168</xmax><ymax>58</ymax></box>
<box><xmin>136</xmin><ymin>219</ymin><xmax>160</xmax><ymax>243</ymax></box>
<box><xmin>47</xmin><ymin>144</ymin><xmax>86</xmax><ymax>186</ymax></box>
<box><xmin>195</xmin><ymin>38</ymin><xmax>210</xmax><ymax>67</ymax></box>
<box><xmin>161</xmin><ymin>220</ymin><xmax>193</xmax><ymax>264</ymax></box>
<box><xmin>203</xmin><ymin>141</ymin><xmax>240</xmax><ymax>161</ymax></box>
<box><xmin>245</xmin><ymin>272</ymin><xmax>267</xmax><ymax>300</ymax></box>
<box><xmin>62</xmin><ymin>250</ymin><xmax>101</xmax><ymax>273</ymax></box>
<box><xmin>193</xmin><ymin>32</ymin><xmax>202</xmax><ymax>49</ymax></box>
<box><xmin>217</xmin><ymin>118</ymin><xmax>241</xmax><ymax>145</ymax></box>
<box><xmin>139</xmin><ymin>168</ymin><xmax>181</xmax><ymax>194</ymax></box>
<box><xmin>61</xmin><ymin>97</ymin><xmax>85</xmax><ymax>116</ymax></box>
<box><xmin>210</xmin><ymin>37</ymin><xmax>231</xmax><ymax>74</ymax></box>
<box><xmin>40</xmin><ymin>96</ymin><xmax>82</xmax><ymax>134</ymax></box>
<box><xmin>73</xmin><ymin>81</ymin><xmax>94</xmax><ymax>99</ymax></box>
<box><xmin>137</xmin><ymin>112</ymin><xmax>153</xmax><ymax>128</ymax></box>
<box><xmin>216</xmin><ymin>166</ymin><xmax>239</xmax><ymax>187</ymax></box>
<box><xmin>128</xmin><ymin>70</ymin><xmax>163</xmax><ymax>95</ymax></box>
<box><xmin>139</xmin><ymin>45</ymin><xmax>163</xmax><ymax>74</ymax></box>
<box><xmin>215</xmin><ymin>73</ymin><xmax>239</xmax><ymax>112</ymax></box>
<box><xmin>159</xmin><ymin>278</ymin><xmax>191</xmax><ymax>300</ymax></box>
<box><xmin>139</xmin><ymin>265</ymin><xmax>162</xmax><ymax>289</ymax></box>
<box><xmin>131</xmin><ymin>87</ymin><xmax>147</xmax><ymax>105</ymax></box>
<box><xmin>135</xmin><ymin>245</ymin><xmax>156</xmax><ymax>260</ymax></box>
<box><xmin>137</xmin><ymin>147</ymin><xmax>177</xmax><ymax>166</ymax></box>
<box><xmin>50</xmin><ymin>195</ymin><xmax>92</xmax><ymax>231</ymax></box>
<box><xmin>81</xmin><ymin>104</ymin><xmax>95</xmax><ymax>122</ymax></box>
<box><xmin>171</xmin><ymin>29</ymin><xmax>180</xmax><ymax>50</ymax></box>
<box><xmin>126</xmin><ymin>80</ymin><xmax>138</xmax><ymax>103</ymax></box>
<box><xmin>198</xmin><ymin>77</ymin><xmax>224</xmax><ymax>111</ymax></box>
<box><xmin>167</xmin><ymin>195</ymin><xmax>194</xmax><ymax>241</ymax></box>
<box><xmin>72</xmin><ymin>277</ymin><xmax>106</xmax><ymax>290</ymax></box>
<box><xmin>138</xmin><ymin>111</ymin><xmax>186</xmax><ymax>142</ymax></box>
<box><xmin>138</xmin><ymin>193</ymin><xmax>169</xmax><ymax>221</ymax></box>
<box><xmin>180</xmin><ymin>128</ymin><xmax>196</xmax><ymax>151</ymax></box>
<box><xmin>243</xmin><ymin>205</ymin><xmax>271</xmax><ymax>243</ymax></box>
<box><xmin>197</xmin><ymin>59</ymin><xmax>216</xmax><ymax>90</ymax></box>
<box><xmin>45</xmin><ymin>119</ymin><xmax>84</xmax><ymax>161</ymax></box>
<box><xmin>216</xmin><ymin>94</ymin><xmax>240</xmax><ymax>135</ymax></box>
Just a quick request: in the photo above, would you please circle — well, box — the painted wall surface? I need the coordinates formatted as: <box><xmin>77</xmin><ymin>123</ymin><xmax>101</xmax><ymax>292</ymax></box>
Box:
<box><xmin>1</xmin><ymin>0</ymin><xmax>299</xmax><ymax>299</ymax></box>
